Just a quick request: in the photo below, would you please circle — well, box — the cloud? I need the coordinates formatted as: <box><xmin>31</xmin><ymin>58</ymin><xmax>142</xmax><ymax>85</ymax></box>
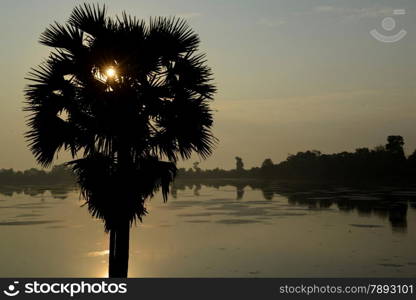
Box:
<box><xmin>312</xmin><ymin>5</ymin><xmax>393</xmax><ymax>19</ymax></box>
<box><xmin>257</xmin><ymin>17</ymin><xmax>286</xmax><ymax>28</ymax></box>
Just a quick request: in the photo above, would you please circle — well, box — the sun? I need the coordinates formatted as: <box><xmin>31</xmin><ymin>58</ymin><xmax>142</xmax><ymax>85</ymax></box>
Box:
<box><xmin>106</xmin><ymin>67</ymin><xmax>116</xmax><ymax>78</ymax></box>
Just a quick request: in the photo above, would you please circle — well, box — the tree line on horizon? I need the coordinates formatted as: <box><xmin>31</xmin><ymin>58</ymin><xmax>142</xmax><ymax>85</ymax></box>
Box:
<box><xmin>178</xmin><ymin>135</ymin><xmax>416</xmax><ymax>181</ymax></box>
<box><xmin>0</xmin><ymin>164</ymin><xmax>74</xmax><ymax>185</ymax></box>
<box><xmin>1</xmin><ymin>135</ymin><xmax>415</xmax><ymax>184</ymax></box>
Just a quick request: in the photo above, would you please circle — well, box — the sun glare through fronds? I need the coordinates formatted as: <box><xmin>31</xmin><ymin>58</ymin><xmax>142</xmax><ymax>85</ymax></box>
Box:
<box><xmin>106</xmin><ymin>67</ymin><xmax>116</xmax><ymax>78</ymax></box>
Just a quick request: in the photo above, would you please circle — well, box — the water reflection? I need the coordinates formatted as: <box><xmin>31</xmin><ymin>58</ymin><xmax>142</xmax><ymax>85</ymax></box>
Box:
<box><xmin>172</xmin><ymin>180</ymin><xmax>416</xmax><ymax>233</ymax></box>
<box><xmin>1</xmin><ymin>181</ymin><xmax>416</xmax><ymax>277</ymax></box>
<box><xmin>1</xmin><ymin>181</ymin><xmax>415</xmax><ymax>233</ymax></box>
<box><xmin>0</xmin><ymin>185</ymin><xmax>75</xmax><ymax>199</ymax></box>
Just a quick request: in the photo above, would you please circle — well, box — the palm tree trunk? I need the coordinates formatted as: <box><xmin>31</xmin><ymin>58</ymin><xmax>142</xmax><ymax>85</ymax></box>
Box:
<box><xmin>108</xmin><ymin>229</ymin><xmax>116</xmax><ymax>276</ymax></box>
<box><xmin>108</xmin><ymin>219</ymin><xmax>130</xmax><ymax>278</ymax></box>
<box><xmin>108</xmin><ymin>146</ymin><xmax>132</xmax><ymax>278</ymax></box>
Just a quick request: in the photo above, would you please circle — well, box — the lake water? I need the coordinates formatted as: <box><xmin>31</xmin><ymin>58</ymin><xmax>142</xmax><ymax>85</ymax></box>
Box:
<box><xmin>0</xmin><ymin>181</ymin><xmax>416</xmax><ymax>277</ymax></box>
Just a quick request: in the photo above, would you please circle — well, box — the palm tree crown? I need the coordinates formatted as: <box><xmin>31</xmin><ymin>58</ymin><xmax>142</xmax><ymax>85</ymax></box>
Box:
<box><xmin>24</xmin><ymin>4</ymin><xmax>216</xmax><ymax>231</ymax></box>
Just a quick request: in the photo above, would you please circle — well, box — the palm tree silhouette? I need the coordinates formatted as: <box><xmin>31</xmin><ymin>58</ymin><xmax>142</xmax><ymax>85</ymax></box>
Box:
<box><xmin>24</xmin><ymin>4</ymin><xmax>216</xmax><ymax>278</ymax></box>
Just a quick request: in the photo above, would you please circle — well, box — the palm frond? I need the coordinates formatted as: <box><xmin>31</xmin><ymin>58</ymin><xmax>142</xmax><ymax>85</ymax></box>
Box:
<box><xmin>148</xmin><ymin>17</ymin><xmax>200</xmax><ymax>58</ymax></box>
<box><xmin>68</xmin><ymin>3</ymin><xmax>107</xmax><ymax>36</ymax></box>
<box><xmin>68</xmin><ymin>154</ymin><xmax>176</xmax><ymax>231</ymax></box>
<box><xmin>25</xmin><ymin>111</ymin><xmax>78</xmax><ymax>167</ymax></box>
<box><xmin>135</xmin><ymin>158</ymin><xmax>177</xmax><ymax>201</ymax></box>
<box><xmin>40</xmin><ymin>22</ymin><xmax>84</xmax><ymax>53</ymax></box>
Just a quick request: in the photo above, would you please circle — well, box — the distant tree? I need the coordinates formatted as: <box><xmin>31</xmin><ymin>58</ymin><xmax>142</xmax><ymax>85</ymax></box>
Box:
<box><xmin>408</xmin><ymin>150</ymin><xmax>416</xmax><ymax>162</ymax></box>
<box><xmin>50</xmin><ymin>164</ymin><xmax>74</xmax><ymax>183</ymax></box>
<box><xmin>193</xmin><ymin>162</ymin><xmax>202</xmax><ymax>173</ymax></box>
<box><xmin>260</xmin><ymin>158</ymin><xmax>274</xmax><ymax>177</ymax></box>
<box><xmin>235</xmin><ymin>156</ymin><xmax>244</xmax><ymax>171</ymax></box>
<box><xmin>407</xmin><ymin>150</ymin><xmax>416</xmax><ymax>172</ymax></box>
<box><xmin>261</xmin><ymin>158</ymin><xmax>274</xmax><ymax>169</ymax></box>
<box><xmin>386</xmin><ymin>135</ymin><xmax>405</xmax><ymax>159</ymax></box>
<box><xmin>373</xmin><ymin>145</ymin><xmax>386</xmax><ymax>152</ymax></box>
<box><xmin>355</xmin><ymin>148</ymin><xmax>370</xmax><ymax>156</ymax></box>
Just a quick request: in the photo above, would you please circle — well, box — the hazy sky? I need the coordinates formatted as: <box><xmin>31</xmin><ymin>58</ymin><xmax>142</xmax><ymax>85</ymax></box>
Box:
<box><xmin>1</xmin><ymin>0</ymin><xmax>415</xmax><ymax>170</ymax></box>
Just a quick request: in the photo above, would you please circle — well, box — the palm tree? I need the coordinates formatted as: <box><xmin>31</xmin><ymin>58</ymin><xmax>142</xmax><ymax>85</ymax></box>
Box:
<box><xmin>24</xmin><ymin>4</ymin><xmax>216</xmax><ymax>278</ymax></box>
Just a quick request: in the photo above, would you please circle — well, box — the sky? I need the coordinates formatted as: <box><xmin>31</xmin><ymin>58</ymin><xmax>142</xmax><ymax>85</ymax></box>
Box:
<box><xmin>0</xmin><ymin>0</ymin><xmax>415</xmax><ymax>170</ymax></box>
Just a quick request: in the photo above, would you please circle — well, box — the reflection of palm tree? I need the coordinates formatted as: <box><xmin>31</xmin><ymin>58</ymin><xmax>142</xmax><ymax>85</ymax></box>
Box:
<box><xmin>24</xmin><ymin>4</ymin><xmax>216</xmax><ymax>277</ymax></box>
<box><xmin>193</xmin><ymin>183</ymin><xmax>201</xmax><ymax>196</ymax></box>
<box><xmin>235</xmin><ymin>182</ymin><xmax>246</xmax><ymax>200</ymax></box>
<box><xmin>236</xmin><ymin>187</ymin><xmax>245</xmax><ymax>200</ymax></box>
<box><xmin>389</xmin><ymin>203</ymin><xmax>407</xmax><ymax>232</ymax></box>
